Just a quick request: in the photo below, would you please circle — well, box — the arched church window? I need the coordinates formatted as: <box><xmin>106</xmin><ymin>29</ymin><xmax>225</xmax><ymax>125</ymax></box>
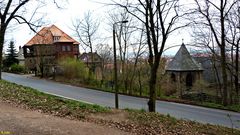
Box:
<box><xmin>186</xmin><ymin>73</ymin><xmax>193</xmax><ymax>86</ymax></box>
<box><xmin>171</xmin><ymin>73</ymin><xmax>176</xmax><ymax>82</ymax></box>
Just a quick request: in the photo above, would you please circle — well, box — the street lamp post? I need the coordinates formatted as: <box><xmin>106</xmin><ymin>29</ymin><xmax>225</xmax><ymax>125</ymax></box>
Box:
<box><xmin>113</xmin><ymin>20</ymin><xmax>128</xmax><ymax>109</ymax></box>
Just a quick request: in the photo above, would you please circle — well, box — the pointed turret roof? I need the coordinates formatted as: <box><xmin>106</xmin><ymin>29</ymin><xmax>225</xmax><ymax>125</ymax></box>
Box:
<box><xmin>166</xmin><ymin>43</ymin><xmax>203</xmax><ymax>71</ymax></box>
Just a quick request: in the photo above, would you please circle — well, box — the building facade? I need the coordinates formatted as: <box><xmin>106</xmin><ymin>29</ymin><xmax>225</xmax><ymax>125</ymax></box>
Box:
<box><xmin>165</xmin><ymin>43</ymin><xmax>203</xmax><ymax>96</ymax></box>
<box><xmin>23</xmin><ymin>25</ymin><xmax>80</xmax><ymax>76</ymax></box>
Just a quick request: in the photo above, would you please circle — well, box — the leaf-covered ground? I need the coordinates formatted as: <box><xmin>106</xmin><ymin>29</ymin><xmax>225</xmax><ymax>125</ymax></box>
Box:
<box><xmin>0</xmin><ymin>80</ymin><xmax>239</xmax><ymax>135</ymax></box>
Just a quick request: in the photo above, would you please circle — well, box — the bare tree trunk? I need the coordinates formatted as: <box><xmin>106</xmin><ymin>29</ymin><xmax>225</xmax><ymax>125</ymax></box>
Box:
<box><xmin>138</xmin><ymin>70</ymin><xmax>142</xmax><ymax>96</ymax></box>
<box><xmin>130</xmin><ymin>58</ymin><xmax>139</xmax><ymax>95</ymax></box>
<box><xmin>148</xmin><ymin>64</ymin><xmax>158</xmax><ymax>112</ymax></box>
<box><xmin>220</xmin><ymin>42</ymin><xmax>228</xmax><ymax>105</ymax></box>
<box><xmin>229</xmin><ymin>45</ymin><xmax>235</xmax><ymax>104</ymax></box>
<box><xmin>148</xmin><ymin>53</ymin><xmax>161</xmax><ymax>111</ymax></box>
<box><xmin>220</xmin><ymin>0</ymin><xmax>228</xmax><ymax>105</ymax></box>
<box><xmin>235</xmin><ymin>40</ymin><xmax>239</xmax><ymax>103</ymax></box>
<box><xmin>213</xmin><ymin>59</ymin><xmax>222</xmax><ymax>101</ymax></box>
<box><xmin>0</xmin><ymin>32</ymin><xmax>5</xmax><ymax>79</ymax></box>
<box><xmin>0</xmin><ymin>27</ymin><xmax>7</xmax><ymax>79</ymax></box>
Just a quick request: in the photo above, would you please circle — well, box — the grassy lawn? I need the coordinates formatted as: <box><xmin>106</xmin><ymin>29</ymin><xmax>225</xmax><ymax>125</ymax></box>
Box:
<box><xmin>0</xmin><ymin>79</ymin><xmax>239</xmax><ymax>135</ymax></box>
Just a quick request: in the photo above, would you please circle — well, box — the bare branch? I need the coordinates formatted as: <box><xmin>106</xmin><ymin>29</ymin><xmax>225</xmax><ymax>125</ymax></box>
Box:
<box><xmin>6</xmin><ymin>0</ymin><xmax>30</xmax><ymax>26</ymax></box>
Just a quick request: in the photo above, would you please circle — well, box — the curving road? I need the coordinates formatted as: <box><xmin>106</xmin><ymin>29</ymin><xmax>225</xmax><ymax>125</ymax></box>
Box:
<box><xmin>2</xmin><ymin>72</ymin><xmax>240</xmax><ymax>129</ymax></box>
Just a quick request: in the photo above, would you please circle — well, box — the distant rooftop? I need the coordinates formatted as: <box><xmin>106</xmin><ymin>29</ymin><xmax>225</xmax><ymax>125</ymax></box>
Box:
<box><xmin>166</xmin><ymin>43</ymin><xmax>203</xmax><ymax>71</ymax></box>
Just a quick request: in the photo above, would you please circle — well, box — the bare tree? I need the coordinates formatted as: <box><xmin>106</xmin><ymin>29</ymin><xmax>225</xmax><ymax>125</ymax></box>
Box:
<box><xmin>193</xmin><ymin>0</ymin><xmax>238</xmax><ymax>105</ymax></box>
<box><xmin>191</xmin><ymin>27</ymin><xmax>224</xmax><ymax>101</ymax></box>
<box><xmin>226</xmin><ymin>2</ymin><xmax>240</xmax><ymax>103</ymax></box>
<box><xmin>107</xmin><ymin>8</ymin><xmax>136</xmax><ymax>93</ymax></box>
<box><xmin>72</xmin><ymin>11</ymin><xmax>100</xmax><ymax>73</ymax></box>
<box><xmin>0</xmin><ymin>0</ymin><xmax>63</xmax><ymax>79</ymax></box>
<box><xmin>114</xmin><ymin>0</ymin><xmax>188</xmax><ymax>112</ymax></box>
<box><xmin>129</xmin><ymin>26</ymin><xmax>147</xmax><ymax>95</ymax></box>
<box><xmin>97</xmin><ymin>44</ymin><xmax>113</xmax><ymax>82</ymax></box>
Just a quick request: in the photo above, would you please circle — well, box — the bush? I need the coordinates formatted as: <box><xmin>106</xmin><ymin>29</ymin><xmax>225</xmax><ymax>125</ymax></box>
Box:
<box><xmin>192</xmin><ymin>79</ymin><xmax>208</xmax><ymax>92</ymax></box>
<box><xmin>58</xmin><ymin>57</ymin><xmax>88</xmax><ymax>81</ymax></box>
<box><xmin>10</xmin><ymin>64</ymin><xmax>25</xmax><ymax>73</ymax></box>
<box><xmin>160</xmin><ymin>77</ymin><xmax>177</xmax><ymax>96</ymax></box>
<box><xmin>182</xmin><ymin>92</ymin><xmax>222</xmax><ymax>103</ymax></box>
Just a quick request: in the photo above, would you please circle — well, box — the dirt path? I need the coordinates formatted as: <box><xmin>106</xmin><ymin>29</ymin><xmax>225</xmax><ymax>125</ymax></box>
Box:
<box><xmin>0</xmin><ymin>101</ymin><xmax>129</xmax><ymax>135</ymax></box>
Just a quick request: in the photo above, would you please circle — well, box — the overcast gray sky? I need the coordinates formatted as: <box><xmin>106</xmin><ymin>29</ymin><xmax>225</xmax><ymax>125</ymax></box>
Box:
<box><xmin>5</xmin><ymin>0</ymin><xmax>192</xmax><ymax>55</ymax></box>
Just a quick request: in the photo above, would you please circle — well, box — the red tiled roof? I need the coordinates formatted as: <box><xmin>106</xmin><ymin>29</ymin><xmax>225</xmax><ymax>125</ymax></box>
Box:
<box><xmin>24</xmin><ymin>25</ymin><xmax>79</xmax><ymax>46</ymax></box>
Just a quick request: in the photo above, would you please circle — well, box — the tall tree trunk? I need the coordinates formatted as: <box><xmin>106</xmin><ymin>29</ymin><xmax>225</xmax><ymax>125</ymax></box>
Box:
<box><xmin>229</xmin><ymin>45</ymin><xmax>235</xmax><ymax>104</ymax></box>
<box><xmin>148</xmin><ymin>64</ymin><xmax>158</xmax><ymax>112</ymax></box>
<box><xmin>212</xmin><ymin>55</ymin><xmax>222</xmax><ymax>102</ymax></box>
<box><xmin>148</xmin><ymin>55</ymin><xmax>160</xmax><ymax>112</ymax></box>
<box><xmin>220</xmin><ymin>39</ymin><xmax>228</xmax><ymax>106</ymax></box>
<box><xmin>230</xmin><ymin>71</ymin><xmax>233</xmax><ymax>104</ymax></box>
<box><xmin>234</xmin><ymin>40</ymin><xmax>239</xmax><ymax>103</ymax></box>
<box><xmin>90</xmin><ymin>46</ymin><xmax>95</xmax><ymax>73</ymax></box>
<box><xmin>220</xmin><ymin>0</ymin><xmax>228</xmax><ymax>105</ymax></box>
<box><xmin>129</xmin><ymin>59</ymin><xmax>139</xmax><ymax>95</ymax></box>
<box><xmin>138</xmin><ymin>70</ymin><xmax>142</xmax><ymax>96</ymax></box>
<box><xmin>0</xmin><ymin>28</ymin><xmax>6</xmax><ymax>80</ymax></box>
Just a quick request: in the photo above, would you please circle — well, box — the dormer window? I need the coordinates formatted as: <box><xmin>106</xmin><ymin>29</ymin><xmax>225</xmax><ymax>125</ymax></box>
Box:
<box><xmin>53</xmin><ymin>36</ymin><xmax>60</xmax><ymax>42</ymax></box>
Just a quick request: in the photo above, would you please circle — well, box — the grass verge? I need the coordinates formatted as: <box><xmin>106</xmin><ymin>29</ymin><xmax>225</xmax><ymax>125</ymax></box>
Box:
<box><xmin>0</xmin><ymin>80</ymin><xmax>109</xmax><ymax>119</ymax></box>
<box><xmin>200</xmin><ymin>102</ymin><xmax>240</xmax><ymax>112</ymax></box>
<box><xmin>53</xmin><ymin>76</ymin><xmax>240</xmax><ymax>113</ymax></box>
<box><xmin>0</xmin><ymin>79</ymin><xmax>239</xmax><ymax>135</ymax></box>
<box><xmin>159</xmin><ymin>95</ymin><xmax>240</xmax><ymax>112</ymax></box>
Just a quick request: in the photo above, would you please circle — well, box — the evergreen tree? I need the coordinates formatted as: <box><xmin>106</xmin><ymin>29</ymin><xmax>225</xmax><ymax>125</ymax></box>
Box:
<box><xmin>3</xmin><ymin>41</ymin><xmax>19</xmax><ymax>68</ymax></box>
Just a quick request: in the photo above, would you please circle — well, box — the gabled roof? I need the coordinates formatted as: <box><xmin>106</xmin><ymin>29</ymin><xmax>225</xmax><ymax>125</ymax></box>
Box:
<box><xmin>166</xmin><ymin>43</ymin><xmax>203</xmax><ymax>71</ymax></box>
<box><xmin>79</xmin><ymin>52</ymin><xmax>102</xmax><ymax>63</ymax></box>
<box><xmin>24</xmin><ymin>25</ymin><xmax>79</xmax><ymax>46</ymax></box>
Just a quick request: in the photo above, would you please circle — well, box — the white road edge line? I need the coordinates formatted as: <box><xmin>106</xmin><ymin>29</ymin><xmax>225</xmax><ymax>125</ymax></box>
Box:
<box><xmin>42</xmin><ymin>91</ymin><xmax>94</xmax><ymax>105</ymax></box>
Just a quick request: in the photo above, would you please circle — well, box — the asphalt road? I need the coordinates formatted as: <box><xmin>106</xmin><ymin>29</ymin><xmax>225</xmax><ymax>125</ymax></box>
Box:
<box><xmin>2</xmin><ymin>72</ymin><xmax>240</xmax><ymax>129</ymax></box>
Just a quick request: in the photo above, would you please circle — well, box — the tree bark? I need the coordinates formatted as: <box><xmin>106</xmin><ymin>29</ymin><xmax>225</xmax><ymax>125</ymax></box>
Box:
<box><xmin>220</xmin><ymin>47</ymin><xmax>228</xmax><ymax>105</ymax></box>
<box><xmin>148</xmin><ymin>65</ymin><xmax>157</xmax><ymax>112</ymax></box>
<box><xmin>234</xmin><ymin>40</ymin><xmax>239</xmax><ymax>103</ymax></box>
<box><xmin>138</xmin><ymin>70</ymin><xmax>142</xmax><ymax>96</ymax></box>
<box><xmin>220</xmin><ymin>0</ymin><xmax>228</xmax><ymax>106</ymax></box>
<box><xmin>0</xmin><ymin>27</ymin><xmax>7</xmax><ymax>80</ymax></box>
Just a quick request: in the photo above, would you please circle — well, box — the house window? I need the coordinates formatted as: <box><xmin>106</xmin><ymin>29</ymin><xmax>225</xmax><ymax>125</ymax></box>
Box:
<box><xmin>53</xmin><ymin>36</ymin><xmax>60</xmax><ymax>42</ymax></box>
<box><xmin>62</xmin><ymin>45</ymin><xmax>66</xmax><ymax>51</ymax></box>
<box><xmin>67</xmin><ymin>46</ymin><xmax>71</xmax><ymax>51</ymax></box>
<box><xmin>62</xmin><ymin>45</ymin><xmax>71</xmax><ymax>52</ymax></box>
<box><xmin>27</xmin><ymin>48</ymin><xmax>30</xmax><ymax>53</ymax></box>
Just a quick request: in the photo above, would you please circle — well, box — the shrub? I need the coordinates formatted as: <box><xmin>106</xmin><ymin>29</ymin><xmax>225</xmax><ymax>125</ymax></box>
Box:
<box><xmin>192</xmin><ymin>79</ymin><xmax>208</xmax><ymax>93</ymax></box>
<box><xmin>58</xmin><ymin>57</ymin><xmax>88</xmax><ymax>81</ymax></box>
<box><xmin>10</xmin><ymin>64</ymin><xmax>25</xmax><ymax>73</ymax></box>
<box><xmin>160</xmin><ymin>77</ymin><xmax>177</xmax><ymax>96</ymax></box>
